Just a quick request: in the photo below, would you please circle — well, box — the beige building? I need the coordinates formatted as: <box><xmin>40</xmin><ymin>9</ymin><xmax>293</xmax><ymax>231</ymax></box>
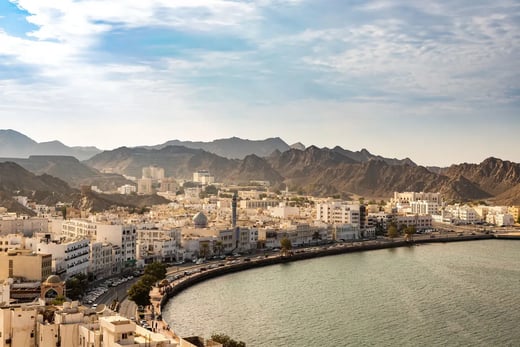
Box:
<box><xmin>0</xmin><ymin>250</ymin><xmax>52</xmax><ymax>281</ymax></box>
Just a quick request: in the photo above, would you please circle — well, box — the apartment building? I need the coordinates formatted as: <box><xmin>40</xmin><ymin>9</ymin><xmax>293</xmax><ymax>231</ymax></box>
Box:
<box><xmin>316</xmin><ymin>202</ymin><xmax>361</xmax><ymax>226</ymax></box>
<box><xmin>0</xmin><ymin>250</ymin><xmax>52</xmax><ymax>281</ymax></box>
<box><xmin>35</xmin><ymin>238</ymin><xmax>90</xmax><ymax>279</ymax></box>
<box><xmin>0</xmin><ymin>216</ymin><xmax>48</xmax><ymax>236</ymax></box>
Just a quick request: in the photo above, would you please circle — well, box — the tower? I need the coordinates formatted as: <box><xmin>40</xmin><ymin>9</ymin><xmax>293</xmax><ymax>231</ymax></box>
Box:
<box><xmin>232</xmin><ymin>192</ymin><xmax>237</xmax><ymax>228</ymax></box>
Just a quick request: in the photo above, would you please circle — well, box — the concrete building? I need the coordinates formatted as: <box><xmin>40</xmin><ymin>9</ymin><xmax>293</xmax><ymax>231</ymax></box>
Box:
<box><xmin>240</xmin><ymin>200</ymin><xmax>279</xmax><ymax>210</ymax></box>
<box><xmin>142</xmin><ymin>165</ymin><xmax>165</xmax><ymax>180</ymax></box>
<box><xmin>269</xmin><ymin>204</ymin><xmax>300</xmax><ymax>219</ymax></box>
<box><xmin>0</xmin><ymin>216</ymin><xmax>48</xmax><ymax>236</ymax></box>
<box><xmin>136</xmin><ymin>228</ymin><xmax>182</xmax><ymax>263</ymax></box>
<box><xmin>118</xmin><ymin>184</ymin><xmax>137</xmax><ymax>195</ymax></box>
<box><xmin>395</xmin><ymin>214</ymin><xmax>433</xmax><ymax>230</ymax></box>
<box><xmin>392</xmin><ymin>192</ymin><xmax>442</xmax><ymax>205</ymax></box>
<box><xmin>0</xmin><ymin>250</ymin><xmax>52</xmax><ymax>281</ymax></box>
<box><xmin>334</xmin><ymin>224</ymin><xmax>361</xmax><ymax>241</ymax></box>
<box><xmin>90</xmin><ymin>242</ymin><xmax>115</xmax><ymax>279</ymax></box>
<box><xmin>137</xmin><ymin>178</ymin><xmax>154</xmax><ymax>195</ymax></box>
<box><xmin>316</xmin><ymin>202</ymin><xmax>361</xmax><ymax>226</ymax></box>
<box><xmin>34</xmin><ymin>238</ymin><xmax>90</xmax><ymax>279</ymax></box>
<box><xmin>193</xmin><ymin>170</ymin><xmax>215</xmax><ymax>185</ymax></box>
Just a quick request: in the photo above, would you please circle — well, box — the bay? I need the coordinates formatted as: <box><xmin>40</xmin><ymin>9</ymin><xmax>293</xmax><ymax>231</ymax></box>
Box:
<box><xmin>162</xmin><ymin>240</ymin><xmax>520</xmax><ymax>346</ymax></box>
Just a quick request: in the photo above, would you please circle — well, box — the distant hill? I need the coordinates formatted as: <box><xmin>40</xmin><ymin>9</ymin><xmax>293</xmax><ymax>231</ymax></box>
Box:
<box><xmin>0</xmin><ymin>161</ymin><xmax>79</xmax><ymax>208</ymax></box>
<box><xmin>144</xmin><ymin>137</ymin><xmax>291</xmax><ymax>159</ymax></box>
<box><xmin>440</xmin><ymin>157</ymin><xmax>520</xmax><ymax>196</ymax></box>
<box><xmin>0</xmin><ymin>162</ymin><xmax>170</xmax><ymax>214</ymax></box>
<box><xmin>0</xmin><ymin>129</ymin><xmax>101</xmax><ymax>160</ymax></box>
<box><xmin>0</xmin><ymin>155</ymin><xmax>132</xmax><ymax>191</ymax></box>
<box><xmin>85</xmin><ymin>145</ymin><xmax>517</xmax><ymax>202</ymax></box>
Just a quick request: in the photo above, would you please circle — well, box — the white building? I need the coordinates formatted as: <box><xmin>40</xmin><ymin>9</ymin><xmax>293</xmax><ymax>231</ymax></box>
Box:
<box><xmin>34</xmin><ymin>237</ymin><xmax>90</xmax><ymax>279</ymax></box>
<box><xmin>395</xmin><ymin>214</ymin><xmax>433</xmax><ymax>230</ymax></box>
<box><xmin>269</xmin><ymin>204</ymin><xmax>300</xmax><ymax>219</ymax></box>
<box><xmin>136</xmin><ymin>228</ymin><xmax>182</xmax><ymax>263</ymax></box>
<box><xmin>0</xmin><ymin>216</ymin><xmax>48</xmax><ymax>236</ymax></box>
<box><xmin>410</xmin><ymin>200</ymin><xmax>440</xmax><ymax>215</ymax></box>
<box><xmin>118</xmin><ymin>184</ymin><xmax>137</xmax><ymax>195</ymax></box>
<box><xmin>193</xmin><ymin>170</ymin><xmax>215</xmax><ymax>185</ymax></box>
<box><xmin>334</xmin><ymin>224</ymin><xmax>361</xmax><ymax>241</ymax></box>
<box><xmin>316</xmin><ymin>202</ymin><xmax>361</xmax><ymax>226</ymax></box>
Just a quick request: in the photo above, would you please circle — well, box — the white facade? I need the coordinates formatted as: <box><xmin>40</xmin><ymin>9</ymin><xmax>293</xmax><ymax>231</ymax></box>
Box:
<box><xmin>136</xmin><ymin>228</ymin><xmax>182</xmax><ymax>262</ymax></box>
<box><xmin>193</xmin><ymin>170</ymin><xmax>214</xmax><ymax>185</ymax></box>
<box><xmin>410</xmin><ymin>200</ymin><xmax>440</xmax><ymax>215</ymax></box>
<box><xmin>396</xmin><ymin>214</ymin><xmax>433</xmax><ymax>229</ymax></box>
<box><xmin>90</xmin><ymin>242</ymin><xmax>115</xmax><ymax>279</ymax></box>
<box><xmin>35</xmin><ymin>238</ymin><xmax>90</xmax><ymax>278</ymax></box>
<box><xmin>334</xmin><ymin>224</ymin><xmax>360</xmax><ymax>241</ymax></box>
<box><xmin>0</xmin><ymin>216</ymin><xmax>48</xmax><ymax>236</ymax></box>
<box><xmin>118</xmin><ymin>184</ymin><xmax>137</xmax><ymax>195</ymax></box>
<box><xmin>316</xmin><ymin>202</ymin><xmax>360</xmax><ymax>226</ymax></box>
<box><xmin>392</xmin><ymin>192</ymin><xmax>442</xmax><ymax>204</ymax></box>
<box><xmin>270</xmin><ymin>205</ymin><xmax>300</xmax><ymax>219</ymax></box>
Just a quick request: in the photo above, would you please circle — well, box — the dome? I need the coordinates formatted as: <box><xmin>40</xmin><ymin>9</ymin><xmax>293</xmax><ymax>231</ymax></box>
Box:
<box><xmin>45</xmin><ymin>275</ymin><xmax>62</xmax><ymax>284</ymax></box>
<box><xmin>193</xmin><ymin>211</ymin><xmax>208</xmax><ymax>228</ymax></box>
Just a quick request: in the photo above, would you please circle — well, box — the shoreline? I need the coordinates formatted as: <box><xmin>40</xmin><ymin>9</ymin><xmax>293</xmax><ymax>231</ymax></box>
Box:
<box><xmin>159</xmin><ymin>233</ymin><xmax>509</xmax><ymax>312</ymax></box>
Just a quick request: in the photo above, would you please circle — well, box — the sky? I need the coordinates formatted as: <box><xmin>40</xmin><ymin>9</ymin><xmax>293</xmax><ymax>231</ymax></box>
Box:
<box><xmin>0</xmin><ymin>0</ymin><xmax>519</xmax><ymax>166</ymax></box>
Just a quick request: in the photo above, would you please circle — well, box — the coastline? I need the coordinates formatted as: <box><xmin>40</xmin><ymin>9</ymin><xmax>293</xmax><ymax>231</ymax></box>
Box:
<box><xmin>158</xmin><ymin>233</ymin><xmax>503</xmax><ymax>312</ymax></box>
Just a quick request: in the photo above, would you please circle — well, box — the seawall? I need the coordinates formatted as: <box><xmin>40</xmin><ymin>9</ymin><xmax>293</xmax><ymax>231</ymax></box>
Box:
<box><xmin>160</xmin><ymin>234</ymin><xmax>496</xmax><ymax>310</ymax></box>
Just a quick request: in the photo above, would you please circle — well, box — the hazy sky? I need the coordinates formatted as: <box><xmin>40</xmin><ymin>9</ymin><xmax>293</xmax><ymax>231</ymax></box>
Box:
<box><xmin>0</xmin><ymin>0</ymin><xmax>519</xmax><ymax>166</ymax></box>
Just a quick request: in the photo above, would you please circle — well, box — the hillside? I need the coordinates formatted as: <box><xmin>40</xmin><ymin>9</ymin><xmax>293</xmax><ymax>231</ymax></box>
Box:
<box><xmin>0</xmin><ymin>155</ymin><xmax>132</xmax><ymax>191</ymax></box>
<box><xmin>0</xmin><ymin>161</ymin><xmax>79</xmax><ymax>206</ymax></box>
<box><xmin>85</xmin><ymin>145</ymin><xmax>516</xmax><ymax>202</ymax></box>
<box><xmin>0</xmin><ymin>129</ymin><xmax>101</xmax><ymax>160</ymax></box>
<box><xmin>440</xmin><ymin>157</ymin><xmax>520</xmax><ymax>196</ymax></box>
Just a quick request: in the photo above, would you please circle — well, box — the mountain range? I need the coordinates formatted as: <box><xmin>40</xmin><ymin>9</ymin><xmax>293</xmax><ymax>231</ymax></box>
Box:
<box><xmin>1</xmin><ymin>129</ymin><xmax>519</xmax><ymax>206</ymax></box>
<box><xmin>0</xmin><ymin>129</ymin><xmax>101</xmax><ymax>161</ymax></box>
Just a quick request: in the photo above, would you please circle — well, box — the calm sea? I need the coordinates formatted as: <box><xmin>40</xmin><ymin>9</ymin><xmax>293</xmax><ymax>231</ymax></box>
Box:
<box><xmin>162</xmin><ymin>240</ymin><xmax>520</xmax><ymax>346</ymax></box>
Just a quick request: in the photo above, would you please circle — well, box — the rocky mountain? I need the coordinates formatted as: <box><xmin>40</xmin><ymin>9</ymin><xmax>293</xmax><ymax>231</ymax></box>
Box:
<box><xmin>331</xmin><ymin>146</ymin><xmax>416</xmax><ymax>166</ymax></box>
<box><xmin>144</xmin><ymin>136</ymin><xmax>291</xmax><ymax>159</ymax></box>
<box><xmin>0</xmin><ymin>129</ymin><xmax>101</xmax><ymax>160</ymax></box>
<box><xmin>0</xmin><ymin>161</ymin><xmax>79</xmax><ymax>207</ymax></box>
<box><xmin>492</xmin><ymin>184</ymin><xmax>520</xmax><ymax>205</ymax></box>
<box><xmin>86</xmin><ymin>146</ymin><xmax>229</xmax><ymax>181</ymax></box>
<box><xmin>0</xmin><ymin>162</ymin><xmax>170</xmax><ymax>214</ymax></box>
<box><xmin>0</xmin><ymin>156</ymin><xmax>132</xmax><ymax>191</ymax></box>
<box><xmin>440</xmin><ymin>157</ymin><xmax>520</xmax><ymax>196</ymax></box>
<box><xmin>85</xmin><ymin>145</ymin><xmax>516</xmax><ymax>202</ymax></box>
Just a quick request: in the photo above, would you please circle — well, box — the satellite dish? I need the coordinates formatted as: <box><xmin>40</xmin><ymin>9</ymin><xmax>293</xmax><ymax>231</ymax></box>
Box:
<box><xmin>95</xmin><ymin>304</ymin><xmax>106</xmax><ymax>314</ymax></box>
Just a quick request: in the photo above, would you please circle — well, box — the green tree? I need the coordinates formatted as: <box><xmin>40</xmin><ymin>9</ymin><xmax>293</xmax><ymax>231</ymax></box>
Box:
<box><xmin>143</xmin><ymin>262</ymin><xmax>167</xmax><ymax>282</ymax></box>
<box><xmin>62</xmin><ymin>206</ymin><xmax>67</xmax><ymax>220</ymax></box>
<box><xmin>387</xmin><ymin>225</ymin><xmax>398</xmax><ymax>240</ymax></box>
<box><xmin>65</xmin><ymin>273</ymin><xmax>89</xmax><ymax>300</ymax></box>
<box><xmin>404</xmin><ymin>225</ymin><xmax>416</xmax><ymax>241</ymax></box>
<box><xmin>210</xmin><ymin>333</ymin><xmax>246</xmax><ymax>347</ymax></box>
<box><xmin>280</xmin><ymin>237</ymin><xmax>292</xmax><ymax>257</ymax></box>
<box><xmin>139</xmin><ymin>274</ymin><xmax>159</xmax><ymax>288</ymax></box>
<box><xmin>127</xmin><ymin>282</ymin><xmax>151</xmax><ymax>307</ymax></box>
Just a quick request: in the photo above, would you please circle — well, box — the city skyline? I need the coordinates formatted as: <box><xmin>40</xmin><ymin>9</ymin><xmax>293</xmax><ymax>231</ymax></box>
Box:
<box><xmin>0</xmin><ymin>0</ymin><xmax>519</xmax><ymax>166</ymax></box>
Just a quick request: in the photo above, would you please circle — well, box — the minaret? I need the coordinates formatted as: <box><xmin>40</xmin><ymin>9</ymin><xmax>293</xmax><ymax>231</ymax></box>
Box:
<box><xmin>232</xmin><ymin>191</ymin><xmax>237</xmax><ymax>228</ymax></box>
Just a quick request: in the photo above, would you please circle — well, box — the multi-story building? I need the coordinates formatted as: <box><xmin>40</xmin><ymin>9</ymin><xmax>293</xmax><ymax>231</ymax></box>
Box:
<box><xmin>90</xmin><ymin>242</ymin><xmax>115</xmax><ymax>279</ymax></box>
<box><xmin>395</xmin><ymin>214</ymin><xmax>433</xmax><ymax>230</ymax></box>
<box><xmin>136</xmin><ymin>228</ymin><xmax>182</xmax><ymax>263</ymax></box>
<box><xmin>193</xmin><ymin>170</ymin><xmax>215</xmax><ymax>185</ymax></box>
<box><xmin>392</xmin><ymin>192</ymin><xmax>442</xmax><ymax>205</ymax></box>
<box><xmin>35</xmin><ymin>238</ymin><xmax>90</xmax><ymax>279</ymax></box>
<box><xmin>142</xmin><ymin>165</ymin><xmax>165</xmax><ymax>180</ymax></box>
<box><xmin>118</xmin><ymin>184</ymin><xmax>137</xmax><ymax>195</ymax></box>
<box><xmin>137</xmin><ymin>178</ymin><xmax>154</xmax><ymax>195</ymax></box>
<box><xmin>0</xmin><ymin>216</ymin><xmax>48</xmax><ymax>236</ymax></box>
<box><xmin>410</xmin><ymin>200</ymin><xmax>440</xmax><ymax>215</ymax></box>
<box><xmin>334</xmin><ymin>224</ymin><xmax>361</xmax><ymax>241</ymax></box>
<box><xmin>316</xmin><ymin>202</ymin><xmax>361</xmax><ymax>226</ymax></box>
<box><xmin>0</xmin><ymin>250</ymin><xmax>52</xmax><ymax>281</ymax></box>
<box><xmin>240</xmin><ymin>200</ymin><xmax>279</xmax><ymax>210</ymax></box>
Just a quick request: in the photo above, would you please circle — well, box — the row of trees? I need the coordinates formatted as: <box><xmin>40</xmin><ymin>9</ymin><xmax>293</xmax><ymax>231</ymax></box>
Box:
<box><xmin>127</xmin><ymin>262</ymin><xmax>168</xmax><ymax>307</ymax></box>
<box><xmin>387</xmin><ymin>223</ymin><xmax>416</xmax><ymax>240</ymax></box>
